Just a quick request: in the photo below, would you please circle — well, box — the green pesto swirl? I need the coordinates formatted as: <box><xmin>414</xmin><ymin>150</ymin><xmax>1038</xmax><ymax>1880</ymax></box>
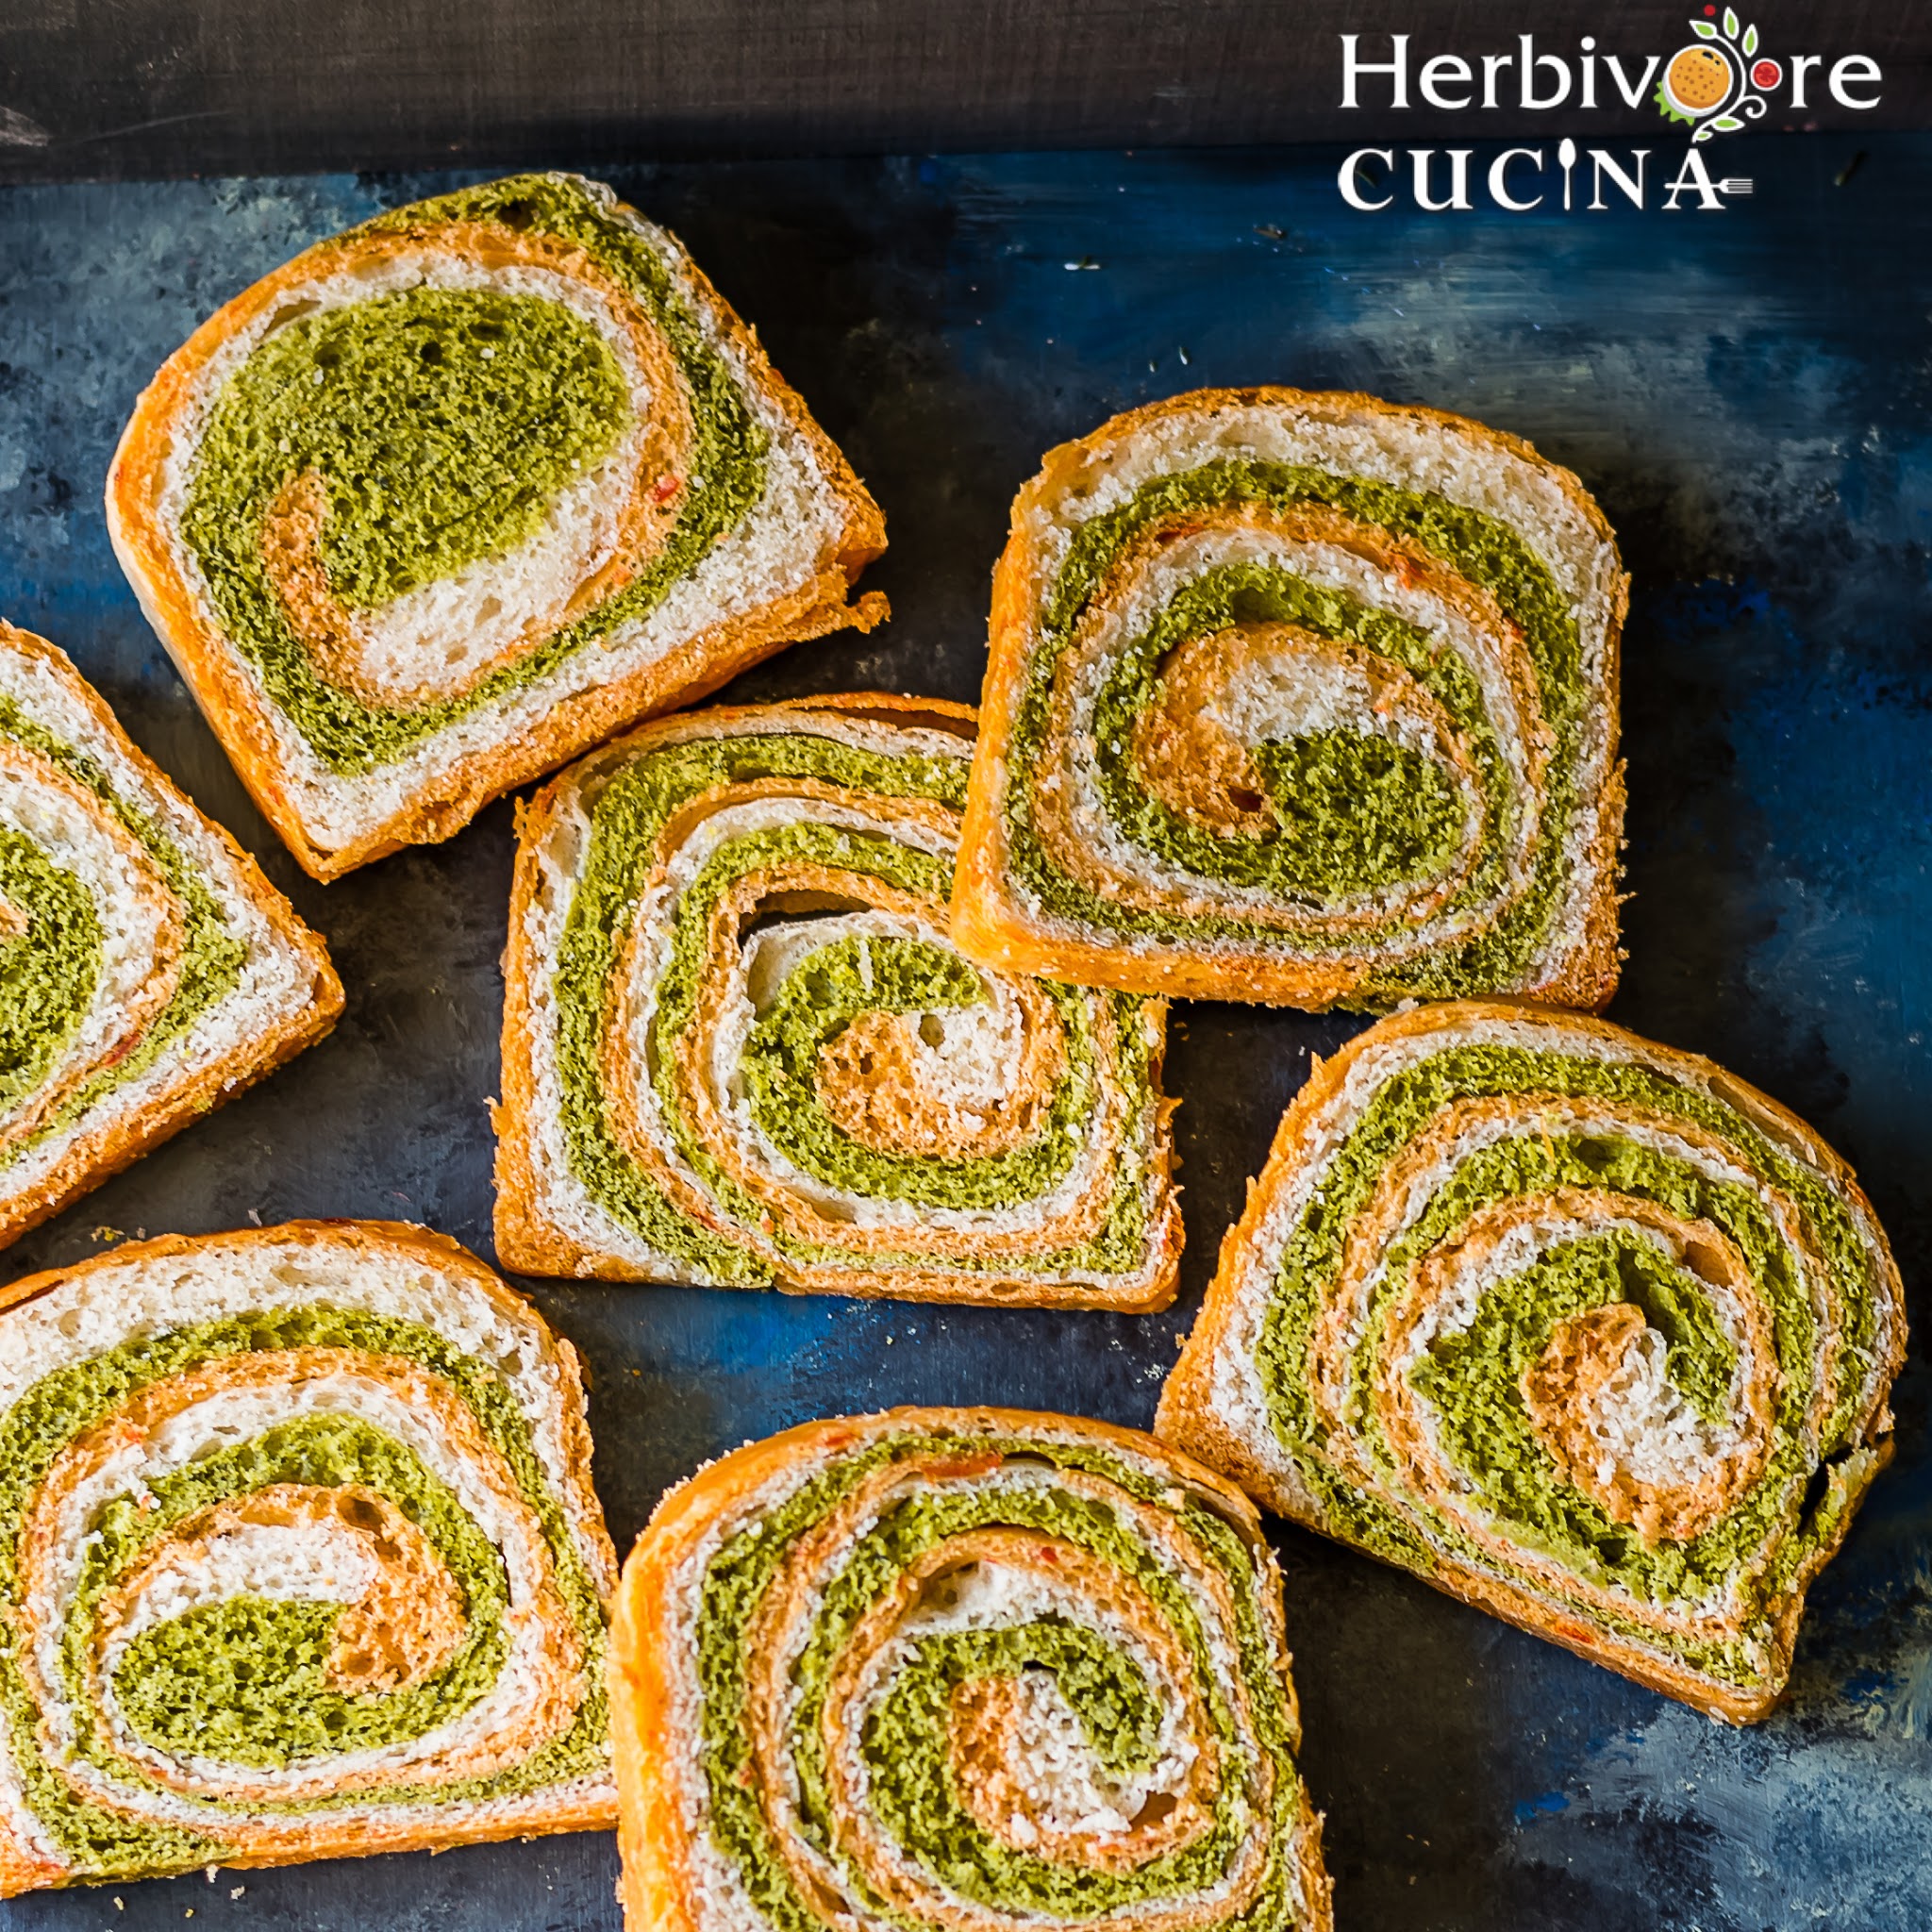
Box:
<box><xmin>0</xmin><ymin>1304</ymin><xmax>608</xmax><ymax>1876</ymax></box>
<box><xmin>1089</xmin><ymin>566</ymin><xmax>1493</xmax><ymax>908</ymax></box>
<box><xmin>1006</xmin><ymin>458</ymin><xmax>1588</xmax><ymax>1007</ymax></box>
<box><xmin>554</xmin><ymin>726</ymin><xmax>1157</xmax><ymax>1286</ymax></box>
<box><xmin>693</xmin><ymin>1430</ymin><xmax>1308</xmax><ymax>1929</ymax></box>
<box><xmin>1255</xmin><ymin>1041</ymin><xmax>1885</xmax><ymax>1686</ymax></box>
<box><xmin>179</xmin><ymin>173</ymin><xmax>769</xmax><ymax>775</ymax></box>
<box><xmin>0</xmin><ymin>829</ymin><xmax>103</xmax><ymax>1115</ymax></box>
<box><xmin>739</xmin><ymin>932</ymin><xmax>1094</xmax><ymax>1213</ymax></box>
<box><xmin>96</xmin><ymin>1417</ymin><xmax>512</xmax><ymax>1771</ymax></box>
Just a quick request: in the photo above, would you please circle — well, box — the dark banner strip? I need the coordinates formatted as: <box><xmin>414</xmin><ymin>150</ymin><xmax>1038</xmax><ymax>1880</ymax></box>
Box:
<box><xmin>0</xmin><ymin>0</ymin><xmax>1927</xmax><ymax>183</ymax></box>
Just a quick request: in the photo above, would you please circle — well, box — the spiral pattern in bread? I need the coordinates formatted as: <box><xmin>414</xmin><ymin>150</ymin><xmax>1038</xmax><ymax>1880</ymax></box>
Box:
<box><xmin>495</xmin><ymin>695</ymin><xmax>1181</xmax><ymax>1307</ymax></box>
<box><xmin>610</xmin><ymin>1407</ymin><xmax>1331</xmax><ymax>1932</ymax></box>
<box><xmin>1158</xmin><ymin>1003</ymin><xmax>1907</xmax><ymax>1722</ymax></box>
<box><xmin>953</xmin><ymin>388</ymin><xmax>1626</xmax><ymax>1011</ymax></box>
<box><xmin>0</xmin><ymin>1223</ymin><xmax>617</xmax><ymax>1895</ymax></box>
<box><xmin>108</xmin><ymin>172</ymin><xmax>886</xmax><ymax>877</ymax></box>
<box><xmin>0</xmin><ymin>623</ymin><xmax>339</xmax><ymax>1253</ymax></box>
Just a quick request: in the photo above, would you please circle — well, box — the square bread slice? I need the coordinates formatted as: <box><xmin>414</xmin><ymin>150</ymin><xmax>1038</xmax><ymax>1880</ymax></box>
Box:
<box><xmin>107</xmin><ymin>172</ymin><xmax>888</xmax><ymax>879</ymax></box>
<box><xmin>0</xmin><ymin>1221</ymin><xmax>617</xmax><ymax>1895</ymax></box>
<box><xmin>0</xmin><ymin>622</ymin><xmax>340</xmax><ymax>1250</ymax></box>
<box><xmin>609</xmin><ymin>1406</ymin><xmax>1332</xmax><ymax>1932</ymax></box>
<box><xmin>951</xmin><ymin>387</ymin><xmax>1627</xmax><ymax>1011</ymax></box>
<box><xmin>1157</xmin><ymin>1001</ymin><xmax>1907</xmax><ymax>1723</ymax></box>
<box><xmin>493</xmin><ymin>693</ymin><xmax>1183</xmax><ymax>1308</ymax></box>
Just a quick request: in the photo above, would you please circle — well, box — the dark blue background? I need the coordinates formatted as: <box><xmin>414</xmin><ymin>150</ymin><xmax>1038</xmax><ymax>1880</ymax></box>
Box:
<box><xmin>0</xmin><ymin>132</ymin><xmax>1926</xmax><ymax>1930</ymax></box>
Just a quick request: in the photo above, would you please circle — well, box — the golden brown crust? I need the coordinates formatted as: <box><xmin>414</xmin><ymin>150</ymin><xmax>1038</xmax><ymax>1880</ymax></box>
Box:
<box><xmin>951</xmin><ymin>386</ymin><xmax>1627</xmax><ymax>1011</ymax></box>
<box><xmin>0</xmin><ymin>1841</ymin><xmax>65</xmax><ymax>1899</ymax></box>
<box><xmin>492</xmin><ymin>695</ymin><xmax>1183</xmax><ymax>1309</ymax></box>
<box><xmin>1</xmin><ymin>1784</ymin><xmax>622</xmax><ymax>1904</ymax></box>
<box><xmin>104</xmin><ymin>177</ymin><xmax>889</xmax><ymax>881</ymax></box>
<box><xmin>609</xmin><ymin>1407</ymin><xmax>1332</xmax><ymax>1932</ymax></box>
<box><xmin>1156</xmin><ymin>1000</ymin><xmax>1907</xmax><ymax>1725</ymax></box>
<box><xmin>0</xmin><ymin>1218</ymin><xmax>619</xmax><ymax>1895</ymax></box>
<box><xmin>0</xmin><ymin>624</ymin><xmax>343</xmax><ymax>1254</ymax></box>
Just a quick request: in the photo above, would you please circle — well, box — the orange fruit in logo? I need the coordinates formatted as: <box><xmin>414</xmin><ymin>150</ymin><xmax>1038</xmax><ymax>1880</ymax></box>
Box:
<box><xmin>1667</xmin><ymin>44</ymin><xmax>1733</xmax><ymax>112</ymax></box>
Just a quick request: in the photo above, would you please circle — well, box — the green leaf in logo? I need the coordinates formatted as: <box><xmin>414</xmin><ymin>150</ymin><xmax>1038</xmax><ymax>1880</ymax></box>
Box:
<box><xmin>1655</xmin><ymin>81</ymin><xmax>1697</xmax><ymax>125</ymax></box>
<box><xmin>1692</xmin><ymin>19</ymin><xmax>1717</xmax><ymax>38</ymax></box>
<box><xmin>1743</xmin><ymin>23</ymin><xmax>1758</xmax><ymax>54</ymax></box>
<box><xmin>1711</xmin><ymin>114</ymin><xmax>1744</xmax><ymax>131</ymax></box>
<box><xmin>1723</xmin><ymin>8</ymin><xmax>1740</xmax><ymax>39</ymax></box>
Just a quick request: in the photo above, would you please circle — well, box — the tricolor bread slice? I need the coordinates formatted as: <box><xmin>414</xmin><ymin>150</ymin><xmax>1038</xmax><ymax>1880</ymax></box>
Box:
<box><xmin>107</xmin><ymin>172</ymin><xmax>888</xmax><ymax>880</ymax></box>
<box><xmin>610</xmin><ymin>1406</ymin><xmax>1333</xmax><ymax>1932</ymax></box>
<box><xmin>0</xmin><ymin>1221</ymin><xmax>618</xmax><ymax>1896</ymax></box>
<box><xmin>494</xmin><ymin>694</ymin><xmax>1182</xmax><ymax>1308</ymax></box>
<box><xmin>0</xmin><ymin>622</ymin><xmax>340</xmax><ymax>1251</ymax></box>
<box><xmin>1157</xmin><ymin>1002</ymin><xmax>1907</xmax><ymax>1723</ymax></box>
<box><xmin>953</xmin><ymin>388</ymin><xmax>1628</xmax><ymax>1011</ymax></box>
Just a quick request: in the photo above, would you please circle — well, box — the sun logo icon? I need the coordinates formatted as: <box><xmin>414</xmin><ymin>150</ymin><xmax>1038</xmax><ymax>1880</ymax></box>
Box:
<box><xmin>1658</xmin><ymin>8</ymin><xmax>1781</xmax><ymax>138</ymax></box>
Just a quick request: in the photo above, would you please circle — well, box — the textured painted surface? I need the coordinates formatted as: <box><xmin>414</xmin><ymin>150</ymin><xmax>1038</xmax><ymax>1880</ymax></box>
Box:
<box><xmin>0</xmin><ymin>135</ymin><xmax>1927</xmax><ymax>1929</ymax></box>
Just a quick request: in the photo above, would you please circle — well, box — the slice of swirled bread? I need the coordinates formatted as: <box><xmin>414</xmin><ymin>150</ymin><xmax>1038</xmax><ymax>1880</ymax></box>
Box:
<box><xmin>953</xmin><ymin>387</ymin><xmax>1626</xmax><ymax>1011</ymax></box>
<box><xmin>108</xmin><ymin>172</ymin><xmax>887</xmax><ymax>879</ymax></box>
<box><xmin>1158</xmin><ymin>1002</ymin><xmax>1907</xmax><ymax>1723</ymax></box>
<box><xmin>494</xmin><ymin>694</ymin><xmax>1181</xmax><ymax>1308</ymax></box>
<box><xmin>0</xmin><ymin>622</ymin><xmax>340</xmax><ymax>1250</ymax></box>
<box><xmin>0</xmin><ymin>1221</ymin><xmax>617</xmax><ymax>1896</ymax></box>
<box><xmin>609</xmin><ymin>1407</ymin><xmax>1331</xmax><ymax>1932</ymax></box>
